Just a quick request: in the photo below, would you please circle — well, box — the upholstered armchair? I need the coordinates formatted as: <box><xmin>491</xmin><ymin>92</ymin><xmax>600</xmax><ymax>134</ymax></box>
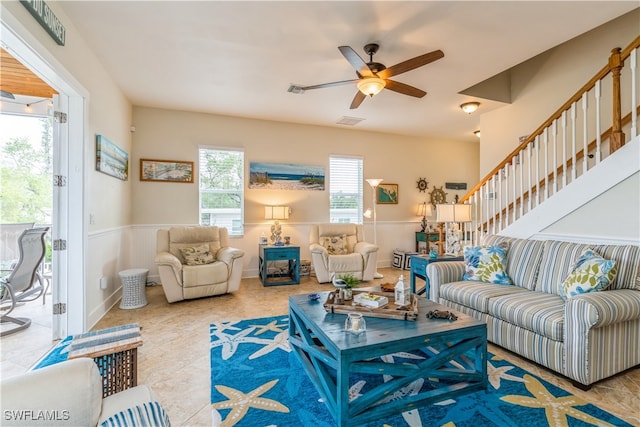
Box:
<box><xmin>309</xmin><ymin>224</ymin><xmax>378</xmax><ymax>283</ymax></box>
<box><xmin>155</xmin><ymin>226</ymin><xmax>244</xmax><ymax>303</ymax></box>
<box><xmin>0</xmin><ymin>358</ymin><xmax>170</xmax><ymax>426</ymax></box>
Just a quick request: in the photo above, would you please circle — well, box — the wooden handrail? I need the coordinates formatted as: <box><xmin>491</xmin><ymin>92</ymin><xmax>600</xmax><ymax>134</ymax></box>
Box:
<box><xmin>473</xmin><ymin>105</ymin><xmax>639</xmax><ymax>233</ymax></box>
<box><xmin>461</xmin><ymin>36</ymin><xmax>640</xmax><ymax>204</ymax></box>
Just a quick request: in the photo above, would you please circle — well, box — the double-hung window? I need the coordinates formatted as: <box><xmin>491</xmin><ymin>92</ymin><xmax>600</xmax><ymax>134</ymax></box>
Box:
<box><xmin>198</xmin><ymin>147</ymin><xmax>244</xmax><ymax>235</ymax></box>
<box><xmin>329</xmin><ymin>156</ymin><xmax>363</xmax><ymax>224</ymax></box>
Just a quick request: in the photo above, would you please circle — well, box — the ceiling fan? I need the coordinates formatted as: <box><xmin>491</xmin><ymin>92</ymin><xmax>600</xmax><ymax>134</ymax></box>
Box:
<box><xmin>291</xmin><ymin>44</ymin><xmax>444</xmax><ymax>109</ymax></box>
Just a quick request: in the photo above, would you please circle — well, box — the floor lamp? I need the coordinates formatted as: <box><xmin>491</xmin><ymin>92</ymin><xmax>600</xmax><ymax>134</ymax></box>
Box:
<box><xmin>365</xmin><ymin>178</ymin><xmax>384</xmax><ymax>279</ymax></box>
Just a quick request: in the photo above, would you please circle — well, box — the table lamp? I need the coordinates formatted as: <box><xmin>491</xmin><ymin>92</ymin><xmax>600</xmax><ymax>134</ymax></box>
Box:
<box><xmin>417</xmin><ymin>202</ymin><xmax>431</xmax><ymax>232</ymax></box>
<box><xmin>264</xmin><ymin>205</ymin><xmax>289</xmax><ymax>245</ymax></box>
<box><xmin>436</xmin><ymin>203</ymin><xmax>472</xmax><ymax>256</ymax></box>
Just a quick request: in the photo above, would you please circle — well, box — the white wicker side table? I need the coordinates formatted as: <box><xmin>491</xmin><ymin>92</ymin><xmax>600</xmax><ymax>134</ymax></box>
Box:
<box><xmin>118</xmin><ymin>268</ymin><xmax>149</xmax><ymax>309</ymax></box>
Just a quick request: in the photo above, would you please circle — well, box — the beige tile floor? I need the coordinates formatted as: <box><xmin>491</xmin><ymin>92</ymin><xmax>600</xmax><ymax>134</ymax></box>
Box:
<box><xmin>2</xmin><ymin>269</ymin><xmax>639</xmax><ymax>426</ymax></box>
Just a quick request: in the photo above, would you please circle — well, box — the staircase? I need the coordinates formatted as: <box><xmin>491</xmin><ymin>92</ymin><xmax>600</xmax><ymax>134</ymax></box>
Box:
<box><xmin>462</xmin><ymin>36</ymin><xmax>640</xmax><ymax>243</ymax></box>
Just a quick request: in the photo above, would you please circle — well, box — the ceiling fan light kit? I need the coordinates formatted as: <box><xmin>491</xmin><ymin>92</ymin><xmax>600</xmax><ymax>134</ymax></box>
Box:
<box><xmin>357</xmin><ymin>77</ymin><xmax>386</xmax><ymax>97</ymax></box>
<box><xmin>460</xmin><ymin>102</ymin><xmax>480</xmax><ymax>114</ymax></box>
<box><xmin>293</xmin><ymin>43</ymin><xmax>444</xmax><ymax>109</ymax></box>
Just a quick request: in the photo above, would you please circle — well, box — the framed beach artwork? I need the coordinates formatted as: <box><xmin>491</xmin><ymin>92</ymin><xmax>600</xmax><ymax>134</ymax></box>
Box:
<box><xmin>377</xmin><ymin>183</ymin><xmax>398</xmax><ymax>204</ymax></box>
<box><xmin>249</xmin><ymin>162</ymin><xmax>325</xmax><ymax>190</ymax></box>
<box><xmin>96</xmin><ymin>134</ymin><xmax>128</xmax><ymax>181</ymax></box>
<box><xmin>140</xmin><ymin>158</ymin><xmax>194</xmax><ymax>183</ymax></box>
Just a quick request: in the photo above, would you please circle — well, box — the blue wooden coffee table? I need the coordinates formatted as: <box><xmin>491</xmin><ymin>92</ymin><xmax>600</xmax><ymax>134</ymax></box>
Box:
<box><xmin>288</xmin><ymin>293</ymin><xmax>487</xmax><ymax>427</ymax></box>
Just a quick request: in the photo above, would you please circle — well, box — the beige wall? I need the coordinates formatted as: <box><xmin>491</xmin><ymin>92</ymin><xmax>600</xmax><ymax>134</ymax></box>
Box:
<box><xmin>131</xmin><ymin>107</ymin><xmax>479</xmax><ymax>226</ymax></box>
<box><xmin>479</xmin><ymin>9</ymin><xmax>639</xmax><ymax>177</ymax></box>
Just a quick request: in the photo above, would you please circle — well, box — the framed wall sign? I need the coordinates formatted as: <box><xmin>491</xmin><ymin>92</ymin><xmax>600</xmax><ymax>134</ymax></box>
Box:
<box><xmin>96</xmin><ymin>135</ymin><xmax>128</xmax><ymax>181</ymax></box>
<box><xmin>377</xmin><ymin>183</ymin><xmax>398</xmax><ymax>204</ymax></box>
<box><xmin>140</xmin><ymin>158</ymin><xmax>194</xmax><ymax>183</ymax></box>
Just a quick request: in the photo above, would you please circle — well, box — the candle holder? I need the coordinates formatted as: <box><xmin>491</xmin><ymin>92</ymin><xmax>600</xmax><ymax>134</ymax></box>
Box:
<box><xmin>345</xmin><ymin>313</ymin><xmax>366</xmax><ymax>336</ymax></box>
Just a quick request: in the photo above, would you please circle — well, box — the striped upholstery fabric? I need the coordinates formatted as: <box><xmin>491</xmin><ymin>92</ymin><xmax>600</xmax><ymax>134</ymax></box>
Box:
<box><xmin>565</xmin><ymin>289</ymin><xmax>640</xmax><ymax>385</ymax></box>
<box><xmin>435</xmin><ymin>236</ymin><xmax>640</xmax><ymax>386</ymax></box>
<box><xmin>488</xmin><ymin>292</ymin><xmax>565</xmax><ymax>341</ymax></box>
<box><xmin>481</xmin><ymin>235</ymin><xmax>544</xmax><ymax>290</ymax></box>
<box><xmin>426</xmin><ymin>261</ymin><xmax>465</xmax><ymax>302</ymax></box>
<box><xmin>590</xmin><ymin>243</ymin><xmax>640</xmax><ymax>291</ymax></box>
<box><xmin>486</xmin><ymin>317</ymin><xmax>565</xmax><ymax>375</ymax></box>
<box><xmin>440</xmin><ymin>281</ymin><xmax>528</xmax><ymax>313</ymax></box>
<box><xmin>100</xmin><ymin>401</ymin><xmax>170</xmax><ymax>427</ymax></box>
<box><xmin>535</xmin><ymin>240</ymin><xmax>640</xmax><ymax>295</ymax></box>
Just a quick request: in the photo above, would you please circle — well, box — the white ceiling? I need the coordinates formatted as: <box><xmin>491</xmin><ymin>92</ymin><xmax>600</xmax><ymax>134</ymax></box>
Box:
<box><xmin>59</xmin><ymin>1</ymin><xmax>637</xmax><ymax>143</ymax></box>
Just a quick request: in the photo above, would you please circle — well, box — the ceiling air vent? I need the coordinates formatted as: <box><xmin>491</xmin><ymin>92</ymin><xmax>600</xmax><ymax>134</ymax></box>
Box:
<box><xmin>336</xmin><ymin>116</ymin><xmax>365</xmax><ymax>126</ymax></box>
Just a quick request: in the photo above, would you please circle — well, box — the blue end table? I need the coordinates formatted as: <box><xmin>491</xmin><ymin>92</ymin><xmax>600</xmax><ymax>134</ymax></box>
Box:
<box><xmin>259</xmin><ymin>245</ymin><xmax>300</xmax><ymax>286</ymax></box>
<box><xmin>410</xmin><ymin>254</ymin><xmax>463</xmax><ymax>298</ymax></box>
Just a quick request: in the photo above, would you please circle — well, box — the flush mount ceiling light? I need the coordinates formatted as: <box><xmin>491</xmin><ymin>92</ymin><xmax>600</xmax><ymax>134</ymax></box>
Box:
<box><xmin>357</xmin><ymin>77</ymin><xmax>386</xmax><ymax>97</ymax></box>
<box><xmin>460</xmin><ymin>102</ymin><xmax>480</xmax><ymax>114</ymax></box>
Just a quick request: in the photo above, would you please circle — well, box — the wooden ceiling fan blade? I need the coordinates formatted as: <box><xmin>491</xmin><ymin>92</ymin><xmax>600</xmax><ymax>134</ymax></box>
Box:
<box><xmin>299</xmin><ymin>79</ymin><xmax>358</xmax><ymax>91</ymax></box>
<box><xmin>338</xmin><ymin>46</ymin><xmax>374</xmax><ymax>77</ymax></box>
<box><xmin>385</xmin><ymin>80</ymin><xmax>427</xmax><ymax>98</ymax></box>
<box><xmin>377</xmin><ymin>50</ymin><xmax>444</xmax><ymax>80</ymax></box>
<box><xmin>350</xmin><ymin>91</ymin><xmax>366</xmax><ymax>109</ymax></box>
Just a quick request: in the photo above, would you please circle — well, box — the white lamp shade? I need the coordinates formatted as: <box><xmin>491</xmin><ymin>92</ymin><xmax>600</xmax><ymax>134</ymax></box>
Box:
<box><xmin>365</xmin><ymin>178</ymin><xmax>383</xmax><ymax>188</ymax></box>
<box><xmin>357</xmin><ymin>77</ymin><xmax>386</xmax><ymax>97</ymax></box>
<box><xmin>417</xmin><ymin>202</ymin><xmax>432</xmax><ymax>217</ymax></box>
<box><xmin>264</xmin><ymin>206</ymin><xmax>289</xmax><ymax>220</ymax></box>
<box><xmin>436</xmin><ymin>204</ymin><xmax>472</xmax><ymax>223</ymax></box>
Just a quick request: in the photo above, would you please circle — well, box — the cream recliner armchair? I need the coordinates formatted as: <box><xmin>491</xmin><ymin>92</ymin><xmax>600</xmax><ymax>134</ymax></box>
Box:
<box><xmin>155</xmin><ymin>226</ymin><xmax>244</xmax><ymax>303</ymax></box>
<box><xmin>309</xmin><ymin>223</ymin><xmax>378</xmax><ymax>283</ymax></box>
<box><xmin>0</xmin><ymin>358</ymin><xmax>169</xmax><ymax>426</ymax></box>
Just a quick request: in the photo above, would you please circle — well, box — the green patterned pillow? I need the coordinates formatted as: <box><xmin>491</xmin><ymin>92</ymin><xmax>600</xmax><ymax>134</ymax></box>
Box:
<box><xmin>463</xmin><ymin>244</ymin><xmax>512</xmax><ymax>285</ymax></box>
<box><xmin>179</xmin><ymin>244</ymin><xmax>215</xmax><ymax>266</ymax></box>
<box><xmin>559</xmin><ymin>248</ymin><xmax>617</xmax><ymax>300</ymax></box>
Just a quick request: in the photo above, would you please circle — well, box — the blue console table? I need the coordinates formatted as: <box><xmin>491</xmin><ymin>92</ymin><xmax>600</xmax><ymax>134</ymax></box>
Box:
<box><xmin>410</xmin><ymin>254</ymin><xmax>463</xmax><ymax>298</ymax></box>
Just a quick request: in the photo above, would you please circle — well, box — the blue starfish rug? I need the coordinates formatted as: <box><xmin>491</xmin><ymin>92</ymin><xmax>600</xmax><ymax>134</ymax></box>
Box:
<box><xmin>210</xmin><ymin>315</ymin><xmax>630</xmax><ymax>427</ymax></box>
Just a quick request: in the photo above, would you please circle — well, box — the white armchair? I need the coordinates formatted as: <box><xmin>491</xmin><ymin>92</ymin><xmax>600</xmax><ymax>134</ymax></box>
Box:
<box><xmin>0</xmin><ymin>358</ymin><xmax>169</xmax><ymax>426</ymax></box>
<box><xmin>309</xmin><ymin>224</ymin><xmax>378</xmax><ymax>283</ymax></box>
<box><xmin>155</xmin><ymin>226</ymin><xmax>244</xmax><ymax>303</ymax></box>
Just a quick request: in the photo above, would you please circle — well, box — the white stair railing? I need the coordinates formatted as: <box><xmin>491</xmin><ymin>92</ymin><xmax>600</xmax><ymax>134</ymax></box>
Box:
<box><xmin>464</xmin><ymin>37</ymin><xmax>640</xmax><ymax>244</ymax></box>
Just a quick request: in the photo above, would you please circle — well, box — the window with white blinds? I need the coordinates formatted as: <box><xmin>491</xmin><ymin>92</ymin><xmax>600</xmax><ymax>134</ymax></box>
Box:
<box><xmin>198</xmin><ymin>147</ymin><xmax>244</xmax><ymax>235</ymax></box>
<box><xmin>329</xmin><ymin>156</ymin><xmax>363</xmax><ymax>224</ymax></box>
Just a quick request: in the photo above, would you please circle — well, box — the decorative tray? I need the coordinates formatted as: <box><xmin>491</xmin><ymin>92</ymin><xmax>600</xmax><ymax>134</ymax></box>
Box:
<box><xmin>323</xmin><ymin>291</ymin><xmax>419</xmax><ymax>321</ymax></box>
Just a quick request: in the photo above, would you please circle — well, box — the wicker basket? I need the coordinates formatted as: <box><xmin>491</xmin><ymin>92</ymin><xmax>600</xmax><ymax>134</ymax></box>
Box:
<box><xmin>94</xmin><ymin>348</ymin><xmax>138</xmax><ymax>397</ymax></box>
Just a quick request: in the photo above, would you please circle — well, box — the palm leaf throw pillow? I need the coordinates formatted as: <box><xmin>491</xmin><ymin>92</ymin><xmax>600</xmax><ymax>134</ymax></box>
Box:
<box><xmin>559</xmin><ymin>248</ymin><xmax>617</xmax><ymax>300</ymax></box>
<box><xmin>463</xmin><ymin>243</ymin><xmax>512</xmax><ymax>285</ymax></box>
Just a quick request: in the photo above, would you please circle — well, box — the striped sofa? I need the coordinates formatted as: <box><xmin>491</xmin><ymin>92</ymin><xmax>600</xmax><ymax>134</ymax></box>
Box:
<box><xmin>426</xmin><ymin>235</ymin><xmax>640</xmax><ymax>388</ymax></box>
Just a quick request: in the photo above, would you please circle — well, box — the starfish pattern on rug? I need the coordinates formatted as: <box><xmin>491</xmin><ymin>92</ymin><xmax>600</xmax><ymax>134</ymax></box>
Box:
<box><xmin>487</xmin><ymin>360</ymin><xmax>524</xmax><ymax>390</ymax></box>
<box><xmin>500</xmin><ymin>374</ymin><xmax>616</xmax><ymax>427</ymax></box>
<box><xmin>209</xmin><ymin>321</ymin><xmax>241</xmax><ymax>334</ymax></box>
<box><xmin>211</xmin><ymin>379</ymin><xmax>289</xmax><ymax>426</ymax></box>
<box><xmin>249</xmin><ymin>319</ymin><xmax>288</xmax><ymax>335</ymax></box>
<box><xmin>248</xmin><ymin>329</ymin><xmax>291</xmax><ymax>359</ymax></box>
<box><xmin>211</xmin><ymin>327</ymin><xmax>266</xmax><ymax>360</ymax></box>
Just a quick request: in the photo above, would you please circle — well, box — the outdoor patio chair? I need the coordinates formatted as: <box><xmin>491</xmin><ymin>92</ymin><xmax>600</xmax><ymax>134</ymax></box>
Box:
<box><xmin>0</xmin><ymin>227</ymin><xmax>49</xmax><ymax>337</ymax></box>
<box><xmin>0</xmin><ymin>222</ymin><xmax>35</xmax><ymax>271</ymax></box>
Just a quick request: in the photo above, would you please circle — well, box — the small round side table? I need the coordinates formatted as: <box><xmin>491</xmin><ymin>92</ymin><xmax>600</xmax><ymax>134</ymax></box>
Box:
<box><xmin>118</xmin><ymin>268</ymin><xmax>149</xmax><ymax>309</ymax></box>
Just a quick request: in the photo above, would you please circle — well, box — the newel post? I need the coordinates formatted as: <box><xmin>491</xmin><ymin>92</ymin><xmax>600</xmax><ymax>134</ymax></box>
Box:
<box><xmin>609</xmin><ymin>47</ymin><xmax>625</xmax><ymax>152</ymax></box>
